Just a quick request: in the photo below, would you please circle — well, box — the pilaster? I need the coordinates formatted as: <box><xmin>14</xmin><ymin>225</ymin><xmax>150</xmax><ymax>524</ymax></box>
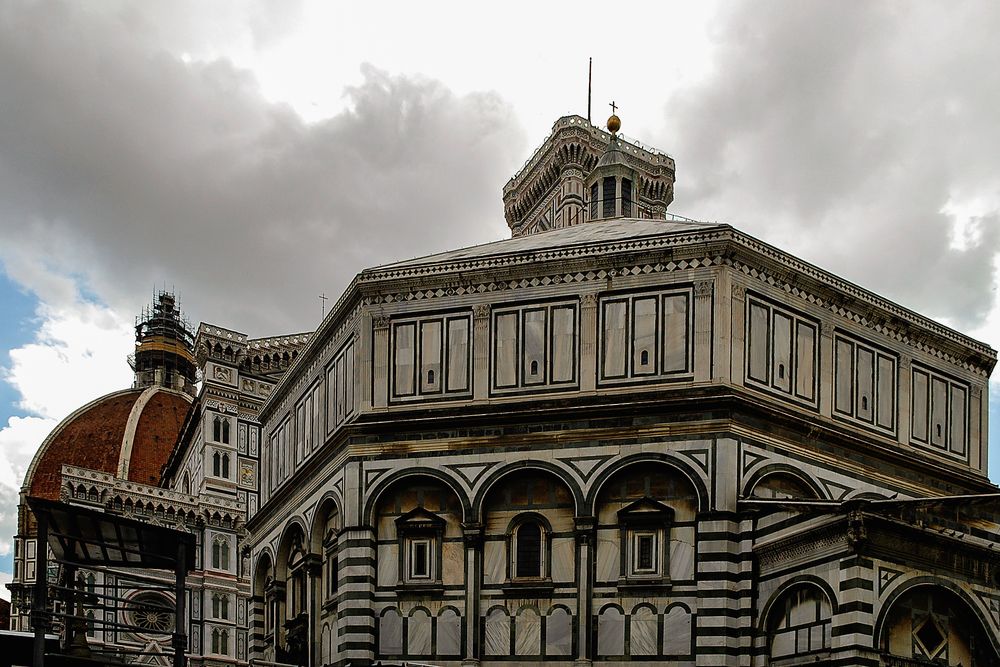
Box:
<box><xmin>694</xmin><ymin>280</ymin><xmax>714</xmax><ymax>382</ymax></box>
<box><xmin>574</xmin><ymin>516</ymin><xmax>596</xmax><ymax>664</ymax></box>
<box><xmin>462</xmin><ymin>522</ymin><xmax>484</xmax><ymax>666</ymax></box>
<box><xmin>819</xmin><ymin>322</ymin><xmax>835</xmax><ymax>418</ymax></box>
<box><xmin>473</xmin><ymin>304</ymin><xmax>491</xmax><ymax>401</ymax></box>
<box><xmin>730</xmin><ymin>283</ymin><xmax>747</xmax><ymax>386</ymax></box>
<box><xmin>579</xmin><ymin>293</ymin><xmax>599</xmax><ymax>393</ymax></box>
<box><xmin>372</xmin><ymin>315</ymin><xmax>390</xmax><ymax>410</ymax></box>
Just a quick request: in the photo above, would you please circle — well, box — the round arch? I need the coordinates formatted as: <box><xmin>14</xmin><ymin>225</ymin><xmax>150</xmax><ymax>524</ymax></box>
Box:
<box><xmin>758</xmin><ymin>575</ymin><xmax>839</xmax><ymax>632</ymax></box>
<box><xmin>363</xmin><ymin>466</ymin><xmax>470</xmax><ymax>526</ymax></box>
<box><xmin>309</xmin><ymin>491</ymin><xmax>343</xmax><ymax>554</ymax></box>
<box><xmin>874</xmin><ymin>577</ymin><xmax>1000</xmax><ymax>660</ymax></box>
<box><xmin>472</xmin><ymin>460</ymin><xmax>583</xmax><ymax>521</ymax></box>
<box><xmin>742</xmin><ymin>463</ymin><xmax>826</xmax><ymax>500</ymax></box>
<box><xmin>274</xmin><ymin>517</ymin><xmax>308</xmax><ymax>580</ymax></box>
<box><xmin>584</xmin><ymin>453</ymin><xmax>709</xmax><ymax>515</ymax></box>
<box><xmin>252</xmin><ymin>549</ymin><xmax>274</xmax><ymax>597</ymax></box>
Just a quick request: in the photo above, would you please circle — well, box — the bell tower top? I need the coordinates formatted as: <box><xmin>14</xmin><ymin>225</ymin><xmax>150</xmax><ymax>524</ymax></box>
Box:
<box><xmin>502</xmin><ymin>114</ymin><xmax>675</xmax><ymax>238</ymax></box>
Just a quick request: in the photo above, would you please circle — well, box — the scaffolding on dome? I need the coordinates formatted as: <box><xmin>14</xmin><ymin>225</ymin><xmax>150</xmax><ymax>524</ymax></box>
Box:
<box><xmin>128</xmin><ymin>290</ymin><xmax>197</xmax><ymax>395</ymax></box>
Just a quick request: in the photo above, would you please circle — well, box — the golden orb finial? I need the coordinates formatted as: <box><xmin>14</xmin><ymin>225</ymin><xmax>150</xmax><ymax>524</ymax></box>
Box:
<box><xmin>607</xmin><ymin>100</ymin><xmax>620</xmax><ymax>133</ymax></box>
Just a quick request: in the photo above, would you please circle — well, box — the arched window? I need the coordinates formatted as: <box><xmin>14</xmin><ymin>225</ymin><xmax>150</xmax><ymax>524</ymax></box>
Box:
<box><xmin>221</xmin><ymin>453</ymin><xmax>230</xmax><ymax>479</ymax></box>
<box><xmin>212</xmin><ymin>536</ymin><xmax>230</xmax><ymax>571</ymax></box>
<box><xmin>213</xmin><ymin>416</ymin><xmax>222</xmax><ymax>442</ymax></box>
<box><xmin>513</xmin><ymin>520</ymin><xmax>543</xmax><ymax>579</ymax></box>
<box><xmin>86</xmin><ymin>610</ymin><xmax>95</xmax><ymax>638</ymax></box>
<box><xmin>221</xmin><ymin>418</ymin><xmax>230</xmax><ymax>444</ymax></box>
<box><xmin>212</xmin><ymin>451</ymin><xmax>221</xmax><ymax>477</ymax></box>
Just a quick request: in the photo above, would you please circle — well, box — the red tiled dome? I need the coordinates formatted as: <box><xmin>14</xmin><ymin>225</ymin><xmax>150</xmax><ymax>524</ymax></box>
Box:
<box><xmin>25</xmin><ymin>387</ymin><xmax>193</xmax><ymax>500</ymax></box>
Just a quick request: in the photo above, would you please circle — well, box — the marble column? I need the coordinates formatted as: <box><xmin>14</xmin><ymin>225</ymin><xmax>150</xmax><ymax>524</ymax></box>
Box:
<box><xmin>372</xmin><ymin>315</ymin><xmax>390</xmax><ymax>409</ymax></box>
<box><xmin>574</xmin><ymin>516</ymin><xmax>596</xmax><ymax>665</ymax></box>
<box><xmin>473</xmin><ymin>305</ymin><xmax>491</xmax><ymax>401</ymax></box>
<box><xmin>305</xmin><ymin>555</ymin><xmax>322</xmax><ymax>667</ymax></box>
<box><xmin>462</xmin><ymin>522</ymin><xmax>484</xmax><ymax>666</ymax></box>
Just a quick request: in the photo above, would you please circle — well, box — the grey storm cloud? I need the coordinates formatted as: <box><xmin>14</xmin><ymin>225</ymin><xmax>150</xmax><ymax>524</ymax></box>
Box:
<box><xmin>658</xmin><ymin>1</ymin><xmax>1000</xmax><ymax>331</ymax></box>
<box><xmin>0</xmin><ymin>1</ymin><xmax>526</xmax><ymax>336</ymax></box>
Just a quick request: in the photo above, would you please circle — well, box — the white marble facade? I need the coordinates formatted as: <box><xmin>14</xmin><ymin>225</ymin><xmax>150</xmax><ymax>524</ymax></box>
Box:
<box><xmin>245</xmin><ymin>123</ymin><xmax>999</xmax><ymax>667</ymax></box>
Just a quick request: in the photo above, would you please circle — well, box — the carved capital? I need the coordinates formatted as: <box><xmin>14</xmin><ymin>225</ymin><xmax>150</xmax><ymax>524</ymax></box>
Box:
<box><xmin>473</xmin><ymin>304</ymin><xmax>491</xmax><ymax>320</ymax></box>
<box><xmin>574</xmin><ymin>516</ymin><xmax>596</xmax><ymax>546</ymax></box>
<box><xmin>694</xmin><ymin>281</ymin><xmax>714</xmax><ymax>298</ymax></box>
<box><xmin>732</xmin><ymin>284</ymin><xmax>746</xmax><ymax>300</ymax></box>
<box><xmin>372</xmin><ymin>314</ymin><xmax>390</xmax><ymax>331</ymax></box>
<box><xmin>971</xmin><ymin>385</ymin><xmax>983</xmax><ymax>399</ymax></box>
<box><xmin>899</xmin><ymin>355</ymin><xmax>912</xmax><ymax>371</ymax></box>
<box><xmin>820</xmin><ymin>322</ymin><xmax>834</xmax><ymax>338</ymax></box>
<box><xmin>461</xmin><ymin>522</ymin><xmax>484</xmax><ymax>548</ymax></box>
<box><xmin>581</xmin><ymin>294</ymin><xmax>598</xmax><ymax>309</ymax></box>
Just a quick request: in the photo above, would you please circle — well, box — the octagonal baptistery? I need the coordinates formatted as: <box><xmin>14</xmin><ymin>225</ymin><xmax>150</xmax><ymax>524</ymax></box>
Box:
<box><xmin>248</xmin><ymin>217</ymin><xmax>998</xmax><ymax>667</ymax></box>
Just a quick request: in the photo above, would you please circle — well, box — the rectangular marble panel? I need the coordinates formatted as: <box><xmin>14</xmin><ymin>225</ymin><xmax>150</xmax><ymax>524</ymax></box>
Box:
<box><xmin>377</xmin><ymin>544</ymin><xmax>396</xmax><ymax>586</ymax></box>
<box><xmin>877</xmin><ymin>354</ymin><xmax>895</xmax><ymax>429</ymax></box>
<box><xmin>407</xmin><ymin>612</ymin><xmax>431</xmax><ymax>655</ymax></box>
<box><xmin>483</xmin><ymin>541</ymin><xmax>505</xmax><ymax>585</ymax></box>
<box><xmin>795</xmin><ymin>322</ymin><xmax>815</xmax><ymax>400</ymax></box>
<box><xmin>393</xmin><ymin>323</ymin><xmax>416</xmax><ymax>397</ymax></box>
<box><xmin>344</xmin><ymin>343</ymin><xmax>355</xmax><ymax>416</ymax></box>
<box><xmin>551</xmin><ymin>306</ymin><xmax>575</xmax><ymax>383</ymax></box>
<box><xmin>662</xmin><ymin>293</ymin><xmax>689</xmax><ymax>373</ymax></box>
<box><xmin>602</xmin><ymin>300</ymin><xmax>628</xmax><ymax>378</ymax></box>
<box><xmin>446</xmin><ymin>318</ymin><xmax>470</xmax><ymax>392</ymax></box>
<box><xmin>484</xmin><ymin>612</ymin><xmax>510</xmax><ymax>656</ymax></box>
<box><xmin>835</xmin><ymin>338</ymin><xmax>854</xmax><ymax>414</ymax></box>
<box><xmin>495</xmin><ymin>313</ymin><xmax>519</xmax><ymax>388</ymax></box>
<box><xmin>771</xmin><ymin>311</ymin><xmax>792</xmax><ymax>393</ymax></box>
<box><xmin>597</xmin><ymin>610</ymin><xmax>625</xmax><ymax>656</ymax></box>
<box><xmin>632</xmin><ymin>296</ymin><xmax>657</xmax><ymax>375</ymax></box>
<box><xmin>442</xmin><ymin>542</ymin><xmax>464</xmax><ymax>586</ymax></box>
<box><xmin>596</xmin><ymin>533</ymin><xmax>619</xmax><ymax>582</ymax></box>
<box><xmin>515</xmin><ymin>610</ymin><xmax>540</xmax><ymax>656</ymax></box>
<box><xmin>545</xmin><ymin>610</ymin><xmax>572</xmax><ymax>656</ymax></box>
<box><xmin>747</xmin><ymin>301</ymin><xmax>769</xmax><ymax>383</ymax></box>
<box><xmin>523</xmin><ymin>308</ymin><xmax>546</xmax><ymax>385</ymax></box>
<box><xmin>930</xmin><ymin>376</ymin><xmax>948</xmax><ymax>448</ymax></box>
<box><xmin>437</xmin><ymin>611</ymin><xmax>462</xmax><ymax>656</ymax></box>
<box><xmin>419</xmin><ymin>320</ymin><xmax>442</xmax><ymax>394</ymax></box>
<box><xmin>912</xmin><ymin>369</ymin><xmax>929</xmax><ymax>441</ymax></box>
<box><xmin>550</xmin><ymin>537</ymin><xmax>574</xmax><ymax>582</ymax></box>
<box><xmin>662</xmin><ymin>607</ymin><xmax>691</xmax><ymax>656</ymax></box>
<box><xmin>378</xmin><ymin>611</ymin><xmax>403</xmax><ymax>655</ymax></box>
<box><xmin>631</xmin><ymin>613</ymin><xmax>657</xmax><ymax>655</ymax></box>
<box><xmin>670</xmin><ymin>538</ymin><xmax>694</xmax><ymax>581</ymax></box>
<box><xmin>950</xmin><ymin>384</ymin><xmax>967</xmax><ymax>455</ymax></box>
<box><xmin>856</xmin><ymin>346</ymin><xmax>875</xmax><ymax>423</ymax></box>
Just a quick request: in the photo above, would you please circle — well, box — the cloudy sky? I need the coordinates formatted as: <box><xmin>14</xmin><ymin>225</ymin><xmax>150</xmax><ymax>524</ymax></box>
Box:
<box><xmin>1</xmin><ymin>0</ymin><xmax>999</xmax><ymax>595</ymax></box>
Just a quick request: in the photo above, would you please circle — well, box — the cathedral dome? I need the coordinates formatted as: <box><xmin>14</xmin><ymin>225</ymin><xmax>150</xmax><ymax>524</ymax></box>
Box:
<box><xmin>23</xmin><ymin>386</ymin><xmax>193</xmax><ymax>499</ymax></box>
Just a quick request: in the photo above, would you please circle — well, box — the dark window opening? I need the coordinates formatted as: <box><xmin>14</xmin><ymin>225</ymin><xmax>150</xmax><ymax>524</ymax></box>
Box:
<box><xmin>602</xmin><ymin>177</ymin><xmax>616</xmax><ymax>218</ymax></box>
<box><xmin>515</xmin><ymin>522</ymin><xmax>542</xmax><ymax>578</ymax></box>
<box><xmin>530</xmin><ymin>360</ymin><xmax>539</xmax><ymax>376</ymax></box>
<box><xmin>778</xmin><ymin>364</ymin><xmax>785</xmax><ymax>380</ymax></box>
<box><xmin>590</xmin><ymin>182</ymin><xmax>599</xmax><ymax>218</ymax></box>
<box><xmin>637</xmin><ymin>535</ymin><xmax>654</xmax><ymax>570</ymax></box>
<box><xmin>622</xmin><ymin>178</ymin><xmax>633</xmax><ymax>217</ymax></box>
<box><xmin>427</xmin><ymin>369</ymin><xmax>435</xmax><ymax>385</ymax></box>
<box><xmin>640</xmin><ymin>350</ymin><xmax>649</xmax><ymax>366</ymax></box>
<box><xmin>412</xmin><ymin>541</ymin><xmax>429</xmax><ymax>578</ymax></box>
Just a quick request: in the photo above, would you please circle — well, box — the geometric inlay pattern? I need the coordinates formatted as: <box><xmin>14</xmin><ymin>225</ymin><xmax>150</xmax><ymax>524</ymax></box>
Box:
<box><xmin>740</xmin><ymin>449</ymin><xmax>768</xmax><ymax>477</ymax></box>
<box><xmin>444</xmin><ymin>461</ymin><xmax>496</xmax><ymax>488</ymax></box>
<box><xmin>877</xmin><ymin>566</ymin><xmax>905</xmax><ymax>597</ymax></box>
<box><xmin>559</xmin><ymin>454</ymin><xmax>615</xmax><ymax>482</ymax></box>
<box><xmin>818</xmin><ymin>477</ymin><xmax>853</xmax><ymax>501</ymax></box>
<box><xmin>677</xmin><ymin>448</ymin><xmax>710</xmax><ymax>474</ymax></box>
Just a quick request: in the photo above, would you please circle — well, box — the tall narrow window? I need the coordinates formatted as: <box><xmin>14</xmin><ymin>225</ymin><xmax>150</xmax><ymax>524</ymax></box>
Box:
<box><xmin>622</xmin><ymin>178</ymin><xmax>633</xmax><ymax>217</ymax></box>
<box><xmin>590</xmin><ymin>182</ymin><xmax>599</xmax><ymax>218</ymax></box>
<box><xmin>212</xmin><ymin>451</ymin><xmax>221</xmax><ymax>477</ymax></box>
<box><xmin>514</xmin><ymin>522</ymin><xmax>543</xmax><ymax>579</ymax></box>
<box><xmin>212</xmin><ymin>537</ymin><xmax>230</xmax><ymax>570</ymax></box>
<box><xmin>213</xmin><ymin>416</ymin><xmax>222</xmax><ymax>442</ymax></box>
<box><xmin>221</xmin><ymin>453</ymin><xmax>230</xmax><ymax>479</ymax></box>
<box><xmin>603</xmin><ymin>176</ymin><xmax>616</xmax><ymax>218</ymax></box>
<box><xmin>221</xmin><ymin>418</ymin><xmax>230</xmax><ymax>444</ymax></box>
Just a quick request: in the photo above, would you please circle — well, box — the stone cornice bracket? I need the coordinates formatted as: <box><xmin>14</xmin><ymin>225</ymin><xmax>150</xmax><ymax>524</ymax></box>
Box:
<box><xmin>473</xmin><ymin>304</ymin><xmax>491</xmax><ymax>320</ymax></box>
<box><xmin>574</xmin><ymin>516</ymin><xmax>597</xmax><ymax>546</ymax></box>
<box><xmin>461</xmin><ymin>522</ymin><xmax>484</xmax><ymax>548</ymax></box>
<box><xmin>846</xmin><ymin>510</ymin><xmax>867</xmax><ymax>553</ymax></box>
<box><xmin>694</xmin><ymin>281</ymin><xmax>714</xmax><ymax>298</ymax></box>
<box><xmin>372</xmin><ymin>314</ymin><xmax>391</xmax><ymax>331</ymax></box>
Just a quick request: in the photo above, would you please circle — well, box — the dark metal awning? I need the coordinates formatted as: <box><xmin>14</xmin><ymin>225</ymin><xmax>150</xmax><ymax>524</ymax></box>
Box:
<box><xmin>27</xmin><ymin>496</ymin><xmax>195</xmax><ymax>571</ymax></box>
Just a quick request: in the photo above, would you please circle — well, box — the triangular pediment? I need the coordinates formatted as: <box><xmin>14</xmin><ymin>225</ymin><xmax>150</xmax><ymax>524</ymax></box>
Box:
<box><xmin>395</xmin><ymin>506</ymin><xmax>446</xmax><ymax>532</ymax></box>
<box><xmin>617</xmin><ymin>497</ymin><xmax>675</xmax><ymax>524</ymax></box>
